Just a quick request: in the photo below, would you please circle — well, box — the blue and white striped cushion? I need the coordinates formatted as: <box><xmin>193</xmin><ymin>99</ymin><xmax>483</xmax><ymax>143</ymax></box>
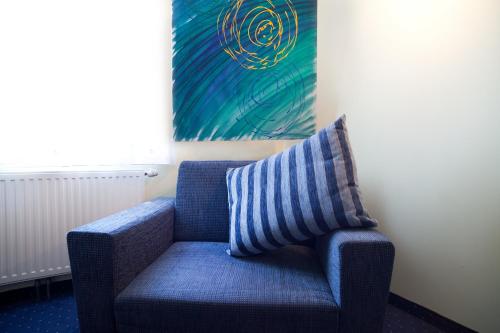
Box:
<box><xmin>226</xmin><ymin>115</ymin><xmax>377</xmax><ymax>256</ymax></box>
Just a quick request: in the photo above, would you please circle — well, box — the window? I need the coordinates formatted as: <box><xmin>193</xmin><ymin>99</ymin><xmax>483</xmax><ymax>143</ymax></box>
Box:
<box><xmin>0</xmin><ymin>0</ymin><xmax>172</xmax><ymax>168</ymax></box>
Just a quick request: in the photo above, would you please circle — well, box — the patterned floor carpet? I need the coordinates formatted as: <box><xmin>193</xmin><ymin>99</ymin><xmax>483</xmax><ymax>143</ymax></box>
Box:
<box><xmin>0</xmin><ymin>281</ymin><xmax>443</xmax><ymax>333</ymax></box>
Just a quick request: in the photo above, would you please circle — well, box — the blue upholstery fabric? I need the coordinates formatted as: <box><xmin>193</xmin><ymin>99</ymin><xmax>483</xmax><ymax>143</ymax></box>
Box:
<box><xmin>316</xmin><ymin>229</ymin><xmax>395</xmax><ymax>333</ymax></box>
<box><xmin>67</xmin><ymin>197</ymin><xmax>175</xmax><ymax>333</ymax></box>
<box><xmin>68</xmin><ymin>160</ymin><xmax>395</xmax><ymax>333</ymax></box>
<box><xmin>114</xmin><ymin>242</ymin><xmax>339</xmax><ymax>333</ymax></box>
<box><xmin>227</xmin><ymin>116</ymin><xmax>377</xmax><ymax>256</ymax></box>
<box><xmin>175</xmin><ymin>160</ymin><xmax>253</xmax><ymax>241</ymax></box>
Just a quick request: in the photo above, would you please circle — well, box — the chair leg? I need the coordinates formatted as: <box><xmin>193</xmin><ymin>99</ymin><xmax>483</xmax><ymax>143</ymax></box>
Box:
<box><xmin>46</xmin><ymin>277</ymin><xmax>51</xmax><ymax>300</ymax></box>
<box><xmin>34</xmin><ymin>279</ymin><xmax>41</xmax><ymax>301</ymax></box>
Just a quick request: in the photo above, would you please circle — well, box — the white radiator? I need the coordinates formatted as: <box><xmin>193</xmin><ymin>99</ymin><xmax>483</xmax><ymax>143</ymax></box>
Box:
<box><xmin>0</xmin><ymin>171</ymin><xmax>146</xmax><ymax>286</ymax></box>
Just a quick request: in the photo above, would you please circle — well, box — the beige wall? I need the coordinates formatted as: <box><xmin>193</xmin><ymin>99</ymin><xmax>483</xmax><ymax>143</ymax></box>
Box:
<box><xmin>318</xmin><ymin>1</ymin><xmax>500</xmax><ymax>332</ymax></box>
<box><xmin>145</xmin><ymin>141</ymin><xmax>284</xmax><ymax>198</ymax></box>
<box><xmin>147</xmin><ymin>1</ymin><xmax>500</xmax><ymax>332</ymax></box>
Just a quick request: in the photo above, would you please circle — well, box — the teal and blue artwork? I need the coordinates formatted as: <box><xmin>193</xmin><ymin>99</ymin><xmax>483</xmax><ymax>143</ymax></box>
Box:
<box><xmin>173</xmin><ymin>0</ymin><xmax>317</xmax><ymax>141</ymax></box>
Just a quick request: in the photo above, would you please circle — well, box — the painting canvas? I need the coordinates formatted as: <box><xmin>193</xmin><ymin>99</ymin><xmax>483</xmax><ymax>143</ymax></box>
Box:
<box><xmin>173</xmin><ymin>0</ymin><xmax>317</xmax><ymax>141</ymax></box>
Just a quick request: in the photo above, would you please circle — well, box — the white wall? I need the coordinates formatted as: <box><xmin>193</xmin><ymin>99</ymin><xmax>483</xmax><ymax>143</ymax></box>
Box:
<box><xmin>148</xmin><ymin>1</ymin><xmax>500</xmax><ymax>332</ymax></box>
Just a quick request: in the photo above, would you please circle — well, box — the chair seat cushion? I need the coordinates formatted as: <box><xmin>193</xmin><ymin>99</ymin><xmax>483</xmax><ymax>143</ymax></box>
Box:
<box><xmin>114</xmin><ymin>242</ymin><xmax>338</xmax><ymax>333</ymax></box>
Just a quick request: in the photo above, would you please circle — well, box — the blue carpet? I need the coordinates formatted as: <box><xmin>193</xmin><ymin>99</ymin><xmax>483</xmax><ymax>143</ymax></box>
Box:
<box><xmin>0</xmin><ymin>281</ymin><xmax>442</xmax><ymax>333</ymax></box>
<box><xmin>0</xmin><ymin>282</ymin><xmax>78</xmax><ymax>333</ymax></box>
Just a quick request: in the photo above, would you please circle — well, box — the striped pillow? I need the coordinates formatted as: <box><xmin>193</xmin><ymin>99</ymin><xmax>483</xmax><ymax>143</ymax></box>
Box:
<box><xmin>226</xmin><ymin>115</ymin><xmax>377</xmax><ymax>256</ymax></box>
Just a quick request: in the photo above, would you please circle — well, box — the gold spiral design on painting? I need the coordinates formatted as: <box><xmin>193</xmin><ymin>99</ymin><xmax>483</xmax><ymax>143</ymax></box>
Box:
<box><xmin>218</xmin><ymin>0</ymin><xmax>298</xmax><ymax>70</ymax></box>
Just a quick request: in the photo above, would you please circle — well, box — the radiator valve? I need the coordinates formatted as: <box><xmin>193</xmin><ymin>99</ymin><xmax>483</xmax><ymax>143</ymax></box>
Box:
<box><xmin>144</xmin><ymin>169</ymin><xmax>159</xmax><ymax>177</ymax></box>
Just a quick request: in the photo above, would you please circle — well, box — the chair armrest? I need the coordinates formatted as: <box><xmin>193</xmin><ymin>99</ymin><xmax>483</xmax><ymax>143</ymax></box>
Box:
<box><xmin>67</xmin><ymin>197</ymin><xmax>175</xmax><ymax>333</ymax></box>
<box><xmin>316</xmin><ymin>229</ymin><xmax>395</xmax><ymax>333</ymax></box>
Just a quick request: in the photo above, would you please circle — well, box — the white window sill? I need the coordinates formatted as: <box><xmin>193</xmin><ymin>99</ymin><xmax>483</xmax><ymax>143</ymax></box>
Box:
<box><xmin>0</xmin><ymin>164</ymin><xmax>170</xmax><ymax>175</ymax></box>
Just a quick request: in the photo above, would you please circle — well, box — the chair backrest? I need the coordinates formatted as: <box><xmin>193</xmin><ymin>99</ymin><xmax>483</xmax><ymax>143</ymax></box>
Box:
<box><xmin>174</xmin><ymin>160</ymin><xmax>253</xmax><ymax>242</ymax></box>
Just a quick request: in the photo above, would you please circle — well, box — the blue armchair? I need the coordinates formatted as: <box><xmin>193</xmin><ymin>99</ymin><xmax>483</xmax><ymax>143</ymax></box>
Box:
<box><xmin>68</xmin><ymin>161</ymin><xmax>394</xmax><ymax>333</ymax></box>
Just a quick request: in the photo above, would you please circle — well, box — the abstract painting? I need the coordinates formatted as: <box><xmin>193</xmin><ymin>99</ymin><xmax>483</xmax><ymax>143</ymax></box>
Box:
<box><xmin>173</xmin><ymin>0</ymin><xmax>317</xmax><ymax>141</ymax></box>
